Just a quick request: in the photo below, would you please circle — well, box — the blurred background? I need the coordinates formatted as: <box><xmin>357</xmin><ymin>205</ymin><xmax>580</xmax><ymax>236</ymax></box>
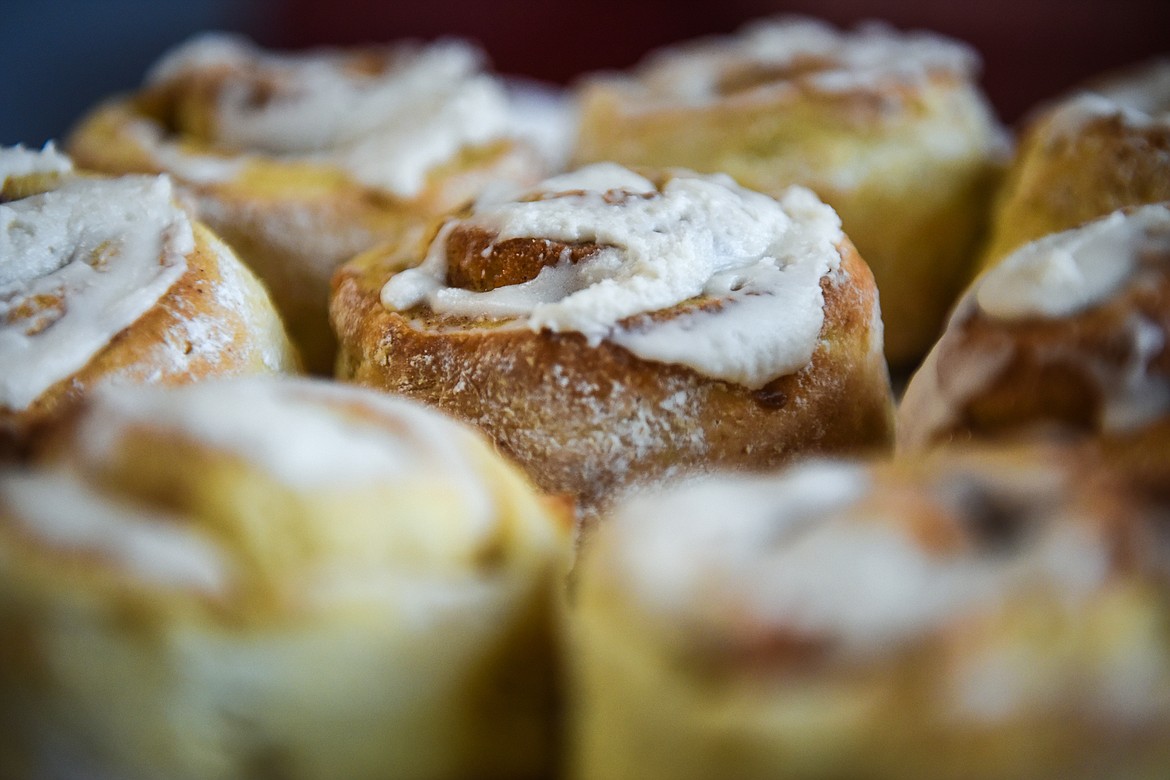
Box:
<box><xmin>3</xmin><ymin>0</ymin><xmax>1168</xmax><ymax>146</ymax></box>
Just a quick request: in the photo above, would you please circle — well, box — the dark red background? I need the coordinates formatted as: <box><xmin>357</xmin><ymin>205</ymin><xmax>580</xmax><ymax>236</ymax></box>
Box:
<box><xmin>1</xmin><ymin>1</ymin><xmax>1166</xmax><ymax>146</ymax></box>
<box><xmin>269</xmin><ymin>0</ymin><xmax>1170</xmax><ymax>124</ymax></box>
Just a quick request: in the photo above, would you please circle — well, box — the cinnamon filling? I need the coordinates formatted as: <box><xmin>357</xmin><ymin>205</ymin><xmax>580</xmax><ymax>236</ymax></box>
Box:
<box><xmin>443</xmin><ymin>224</ymin><xmax>603</xmax><ymax>292</ymax></box>
<box><xmin>441</xmin><ymin>187</ymin><xmax>660</xmax><ymax>292</ymax></box>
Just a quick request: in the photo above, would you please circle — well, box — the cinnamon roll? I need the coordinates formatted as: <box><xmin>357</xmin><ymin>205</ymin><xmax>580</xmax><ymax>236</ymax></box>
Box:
<box><xmin>0</xmin><ymin>376</ymin><xmax>569</xmax><ymax>780</ymax></box>
<box><xmin>0</xmin><ymin>144</ymin><xmax>297</xmax><ymax>458</ymax></box>
<box><xmin>568</xmin><ymin>447</ymin><xmax>1170</xmax><ymax>779</ymax></box>
<box><xmin>898</xmin><ymin>202</ymin><xmax>1170</xmax><ymax>452</ymax></box>
<box><xmin>332</xmin><ymin>163</ymin><xmax>895</xmax><ymax>517</ymax></box>
<box><xmin>67</xmin><ymin>34</ymin><xmax>547</xmax><ymax>372</ymax></box>
<box><xmin>572</xmin><ymin>16</ymin><xmax>1008</xmax><ymax>368</ymax></box>
<box><xmin>979</xmin><ymin>58</ymin><xmax>1170</xmax><ymax>271</ymax></box>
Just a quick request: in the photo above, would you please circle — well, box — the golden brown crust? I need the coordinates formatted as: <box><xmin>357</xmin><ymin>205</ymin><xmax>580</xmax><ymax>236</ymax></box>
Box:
<box><xmin>0</xmin><ymin>223</ymin><xmax>299</xmax><ymax>460</ymax></box>
<box><xmin>979</xmin><ymin>117</ymin><xmax>1170</xmax><ymax>272</ymax></box>
<box><xmin>332</xmin><ymin>227</ymin><xmax>894</xmax><ymax>516</ymax></box>
<box><xmin>978</xmin><ymin>61</ymin><xmax>1170</xmax><ymax>272</ymax></box>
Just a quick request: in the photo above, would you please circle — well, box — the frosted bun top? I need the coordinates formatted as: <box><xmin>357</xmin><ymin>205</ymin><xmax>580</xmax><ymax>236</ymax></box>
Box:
<box><xmin>381</xmin><ymin>163</ymin><xmax>848</xmax><ymax>388</ymax></box>
<box><xmin>976</xmin><ymin>203</ymin><xmax>1170</xmax><ymax>320</ymax></box>
<box><xmin>0</xmin><ymin>377</ymin><xmax>565</xmax><ymax>600</ymax></box>
<box><xmin>604</xmin><ymin>16</ymin><xmax>980</xmax><ymax>106</ymax></box>
<box><xmin>594</xmin><ymin>457</ymin><xmax>1118</xmax><ymax>664</ymax></box>
<box><xmin>0</xmin><ymin>146</ymin><xmax>193</xmax><ymax>411</ymax></box>
<box><xmin>145</xmin><ymin>34</ymin><xmax>514</xmax><ymax>197</ymax></box>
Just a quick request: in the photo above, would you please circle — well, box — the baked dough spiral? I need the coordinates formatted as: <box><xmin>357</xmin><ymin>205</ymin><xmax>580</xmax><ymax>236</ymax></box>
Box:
<box><xmin>0</xmin><ymin>144</ymin><xmax>297</xmax><ymax>458</ymax></box>
<box><xmin>898</xmin><ymin>203</ymin><xmax>1170</xmax><ymax>452</ymax></box>
<box><xmin>572</xmin><ymin>16</ymin><xmax>1007</xmax><ymax>368</ymax></box>
<box><xmin>569</xmin><ymin>446</ymin><xmax>1170</xmax><ymax>779</ymax></box>
<box><xmin>67</xmin><ymin>34</ymin><xmax>547</xmax><ymax>372</ymax></box>
<box><xmin>0</xmin><ymin>376</ymin><xmax>569</xmax><ymax>779</ymax></box>
<box><xmin>332</xmin><ymin>163</ymin><xmax>894</xmax><ymax>517</ymax></box>
<box><xmin>979</xmin><ymin>58</ymin><xmax>1170</xmax><ymax>272</ymax></box>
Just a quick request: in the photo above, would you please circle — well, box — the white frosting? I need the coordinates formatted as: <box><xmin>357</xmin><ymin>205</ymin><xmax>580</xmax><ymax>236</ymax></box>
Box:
<box><xmin>633</xmin><ymin>16</ymin><xmax>978</xmax><ymax>104</ymax></box>
<box><xmin>0</xmin><ymin>470</ymin><xmax>230</xmax><ymax>594</ymax></box>
<box><xmin>148</xmin><ymin>34</ymin><xmax>512</xmax><ymax>198</ymax></box>
<box><xmin>76</xmin><ymin>378</ymin><xmax>497</xmax><ymax>541</ymax></box>
<box><xmin>0</xmin><ymin>142</ymin><xmax>73</xmax><ymax>184</ymax></box>
<box><xmin>603</xmin><ymin>463</ymin><xmax>1112</xmax><ymax>659</ymax></box>
<box><xmin>976</xmin><ymin>204</ymin><xmax>1170</xmax><ymax>320</ymax></box>
<box><xmin>610</xmin><ymin>463</ymin><xmax>872</xmax><ymax>616</ymax></box>
<box><xmin>0</xmin><ymin>173</ymin><xmax>193</xmax><ymax>410</ymax></box>
<box><xmin>381</xmin><ymin>164</ymin><xmax>845</xmax><ymax>388</ymax></box>
<box><xmin>1091</xmin><ymin>58</ymin><xmax>1170</xmax><ymax>116</ymax></box>
<box><xmin>126</xmin><ymin>118</ymin><xmax>247</xmax><ymax>184</ymax></box>
<box><xmin>1044</xmin><ymin>59</ymin><xmax>1170</xmax><ymax>138</ymax></box>
<box><xmin>610</xmin><ymin>465</ymin><xmax>991</xmax><ymax>654</ymax></box>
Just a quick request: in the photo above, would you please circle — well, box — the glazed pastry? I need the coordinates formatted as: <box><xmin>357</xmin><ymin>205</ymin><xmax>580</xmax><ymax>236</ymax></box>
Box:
<box><xmin>0</xmin><ymin>376</ymin><xmax>569</xmax><ymax>780</ymax></box>
<box><xmin>332</xmin><ymin>163</ymin><xmax>895</xmax><ymax>517</ymax></box>
<box><xmin>979</xmin><ymin>58</ymin><xmax>1170</xmax><ymax>271</ymax></box>
<box><xmin>67</xmin><ymin>34</ymin><xmax>547</xmax><ymax>372</ymax></box>
<box><xmin>572</xmin><ymin>16</ymin><xmax>1007</xmax><ymax>368</ymax></box>
<box><xmin>0</xmin><ymin>144</ymin><xmax>297</xmax><ymax>458</ymax></box>
<box><xmin>568</xmin><ymin>446</ymin><xmax>1170</xmax><ymax>779</ymax></box>
<box><xmin>898</xmin><ymin>203</ymin><xmax>1170</xmax><ymax>452</ymax></box>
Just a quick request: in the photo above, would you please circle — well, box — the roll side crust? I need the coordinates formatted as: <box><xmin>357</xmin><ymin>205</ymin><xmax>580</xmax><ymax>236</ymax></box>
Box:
<box><xmin>1</xmin><ymin>223</ymin><xmax>298</xmax><ymax>458</ymax></box>
<box><xmin>979</xmin><ymin>113</ymin><xmax>1170</xmax><ymax>272</ymax></box>
<box><xmin>332</xmin><ymin>237</ymin><xmax>894</xmax><ymax>514</ymax></box>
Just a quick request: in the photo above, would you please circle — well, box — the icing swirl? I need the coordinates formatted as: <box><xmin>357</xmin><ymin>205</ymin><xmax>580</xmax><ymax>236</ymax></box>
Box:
<box><xmin>146</xmin><ymin>34</ymin><xmax>513</xmax><ymax>198</ymax></box>
<box><xmin>381</xmin><ymin>163</ymin><xmax>846</xmax><ymax>388</ymax></box>
<box><xmin>0</xmin><ymin>147</ymin><xmax>193</xmax><ymax>411</ymax></box>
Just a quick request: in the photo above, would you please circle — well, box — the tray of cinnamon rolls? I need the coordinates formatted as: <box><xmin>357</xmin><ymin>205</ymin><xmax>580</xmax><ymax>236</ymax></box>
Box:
<box><xmin>1</xmin><ymin>12</ymin><xmax>1168</xmax><ymax>779</ymax></box>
